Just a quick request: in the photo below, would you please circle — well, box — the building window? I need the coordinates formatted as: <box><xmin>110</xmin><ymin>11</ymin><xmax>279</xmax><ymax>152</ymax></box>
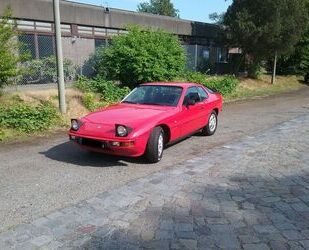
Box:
<box><xmin>35</xmin><ymin>22</ymin><xmax>52</xmax><ymax>32</ymax></box>
<box><xmin>78</xmin><ymin>25</ymin><xmax>93</xmax><ymax>35</ymax></box>
<box><xmin>202</xmin><ymin>49</ymin><xmax>210</xmax><ymax>60</ymax></box>
<box><xmin>217</xmin><ymin>48</ymin><xmax>228</xmax><ymax>63</ymax></box>
<box><xmin>17</xmin><ymin>20</ymin><xmax>35</xmax><ymax>31</ymax></box>
<box><xmin>19</xmin><ymin>34</ymin><xmax>36</xmax><ymax>59</ymax></box>
<box><xmin>38</xmin><ymin>35</ymin><xmax>54</xmax><ymax>58</ymax></box>
<box><xmin>94</xmin><ymin>27</ymin><xmax>106</xmax><ymax>36</ymax></box>
<box><xmin>106</xmin><ymin>28</ymin><xmax>119</xmax><ymax>36</ymax></box>
<box><xmin>95</xmin><ymin>39</ymin><xmax>105</xmax><ymax>49</ymax></box>
<box><xmin>61</xmin><ymin>24</ymin><xmax>71</xmax><ymax>34</ymax></box>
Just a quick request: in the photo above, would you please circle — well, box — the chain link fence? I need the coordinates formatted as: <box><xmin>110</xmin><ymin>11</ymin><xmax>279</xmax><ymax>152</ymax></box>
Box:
<box><xmin>17</xmin><ymin>34</ymin><xmax>78</xmax><ymax>85</ymax></box>
<box><xmin>15</xmin><ymin>33</ymin><xmax>229</xmax><ymax>86</ymax></box>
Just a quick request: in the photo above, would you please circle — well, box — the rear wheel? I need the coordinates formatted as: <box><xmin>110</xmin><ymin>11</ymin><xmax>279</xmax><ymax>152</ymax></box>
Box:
<box><xmin>201</xmin><ymin>111</ymin><xmax>218</xmax><ymax>136</ymax></box>
<box><xmin>145</xmin><ymin>127</ymin><xmax>164</xmax><ymax>163</ymax></box>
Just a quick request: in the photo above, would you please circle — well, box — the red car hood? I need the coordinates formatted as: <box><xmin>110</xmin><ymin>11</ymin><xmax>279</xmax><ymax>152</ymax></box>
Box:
<box><xmin>84</xmin><ymin>103</ymin><xmax>173</xmax><ymax>125</ymax></box>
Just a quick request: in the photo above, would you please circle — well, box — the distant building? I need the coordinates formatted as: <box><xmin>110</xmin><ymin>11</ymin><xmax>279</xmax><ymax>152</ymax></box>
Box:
<box><xmin>0</xmin><ymin>0</ymin><xmax>230</xmax><ymax>82</ymax></box>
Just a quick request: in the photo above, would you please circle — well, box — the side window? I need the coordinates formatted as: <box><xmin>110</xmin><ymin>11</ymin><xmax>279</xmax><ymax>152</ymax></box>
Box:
<box><xmin>197</xmin><ymin>87</ymin><xmax>209</xmax><ymax>101</ymax></box>
<box><xmin>183</xmin><ymin>87</ymin><xmax>200</xmax><ymax>105</ymax></box>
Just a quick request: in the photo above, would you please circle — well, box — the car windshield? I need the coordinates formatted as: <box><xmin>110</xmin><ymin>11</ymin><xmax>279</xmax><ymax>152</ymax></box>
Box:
<box><xmin>122</xmin><ymin>85</ymin><xmax>183</xmax><ymax>107</ymax></box>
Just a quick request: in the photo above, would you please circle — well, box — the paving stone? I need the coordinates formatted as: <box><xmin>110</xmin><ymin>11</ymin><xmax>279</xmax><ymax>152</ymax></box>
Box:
<box><xmin>262</xmin><ymin>196</ymin><xmax>281</xmax><ymax>203</ymax></box>
<box><xmin>155</xmin><ymin>230</ymin><xmax>173</xmax><ymax>240</ymax></box>
<box><xmin>176</xmin><ymin>231</ymin><xmax>196</xmax><ymax>239</ymax></box>
<box><xmin>179</xmin><ymin>239</ymin><xmax>197</xmax><ymax>249</ymax></box>
<box><xmin>291</xmin><ymin>202</ymin><xmax>309</xmax><ymax>212</ymax></box>
<box><xmin>30</xmin><ymin>235</ymin><xmax>53</xmax><ymax>247</ymax></box>
<box><xmin>253</xmin><ymin>225</ymin><xmax>278</xmax><ymax>234</ymax></box>
<box><xmin>205</xmin><ymin>217</ymin><xmax>229</xmax><ymax>225</ymax></box>
<box><xmin>300</xmin><ymin>240</ymin><xmax>309</xmax><ymax>249</ymax></box>
<box><xmin>243</xmin><ymin>243</ymin><xmax>270</xmax><ymax>250</ymax></box>
<box><xmin>238</xmin><ymin>234</ymin><xmax>261</xmax><ymax>244</ymax></box>
<box><xmin>281</xmin><ymin>230</ymin><xmax>305</xmax><ymax>240</ymax></box>
<box><xmin>269</xmin><ymin>240</ymin><xmax>289</xmax><ymax>250</ymax></box>
<box><xmin>288</xmin><ymin>241</ymin><xmax>305</xmax><ymax>250</ymax></box>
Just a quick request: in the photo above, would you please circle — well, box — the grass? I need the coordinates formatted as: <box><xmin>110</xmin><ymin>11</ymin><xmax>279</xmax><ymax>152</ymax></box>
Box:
<box><xmin>0</xmin><ymin>88</ymin><xmax>88</xmax><ymax>142</ymax></box>
<box><xmin>224</xmin><ymin>75</ymin><xmax>305</xmax><ymax>102</ymax></box>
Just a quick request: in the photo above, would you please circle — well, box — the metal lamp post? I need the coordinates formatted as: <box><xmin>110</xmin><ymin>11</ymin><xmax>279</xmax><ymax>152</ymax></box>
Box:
<box><xmin>53</xmin><ymin>0</ymin><xmax>66</xmax><ymax>114</ymax></box>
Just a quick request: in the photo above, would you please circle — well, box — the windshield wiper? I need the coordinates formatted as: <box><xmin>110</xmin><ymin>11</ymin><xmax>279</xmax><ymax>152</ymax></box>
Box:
<box><xmin>122</xmin><ymin>101</ymin><xmax>137</xmax><ymax>104</ymax></box>
<box><xmin>140</xmin><ymin>102</ymin><xmax>162</xmax><ymax>106</ymax></box>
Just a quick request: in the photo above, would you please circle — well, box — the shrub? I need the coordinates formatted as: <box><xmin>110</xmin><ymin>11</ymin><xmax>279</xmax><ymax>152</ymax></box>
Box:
<box><xmin>204</xmin><ymin>76</ymin><xmax>238</xmax><ymax>96</ymax></box>
<box><xmin>76</xmin><ymin>77</ymin><xmax>131</xmax><ymax>110</ymax></box>
<box><xmin>82</xmin><ymin>92</ymin><xmax>106</xmax><ymax>111</ymax></box>
<box><xmin>180</xmin><ymin>72</ymin><xmax>238</xmax><ymax>96</ymax></box>
<box><xmin>0</xmin><ymin>100</ymin><xmax>59</xmax><ymax>133</ymax></box>
<box><xmin>96</xmin><ymin>26</ymin><xmax>186</xmax><ymax>87</ymax></box>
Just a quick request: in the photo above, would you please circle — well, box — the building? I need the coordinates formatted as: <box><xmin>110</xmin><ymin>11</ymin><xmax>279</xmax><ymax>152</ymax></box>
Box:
<box><xmin>0</xmin><ymin>0</ymin><xmax>229</xmax><ymax>84</ymax></box>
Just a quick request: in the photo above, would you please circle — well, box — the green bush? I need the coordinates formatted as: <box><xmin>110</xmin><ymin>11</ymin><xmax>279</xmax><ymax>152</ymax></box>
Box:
<box><xmin>205</xmin><ymin>76</ymin><xmax>239</xmax><ymax>96</ymax></box>
<box><xmin>96</xmin><ymin>26</ymin><xmax>186</xmax><ymax>87</ymax></box>
<box><xmin>76</xmin><ymin>77</ymin><xmax>131</xmax><ymax>110</ymax></box>
<box><xmin>181</xmin><ymin>72</ymin><xmax>238</xmax><ymax>96</ymax></box>
<box><xmin>0</xmin><ymin>101</ymin><xmax>59</xmax><ymax>133</ymax></box>
<box><xmin>82</xmin><ymin>92</ymin><xmax>106</xmax><ymax>111</ymax></box>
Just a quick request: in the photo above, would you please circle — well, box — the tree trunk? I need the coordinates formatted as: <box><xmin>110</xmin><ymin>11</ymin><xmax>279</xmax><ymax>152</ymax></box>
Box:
<box><xmin>271</xmin><ymin>51</ymin><xmax>278</xmax><ymax>84</ymax></box>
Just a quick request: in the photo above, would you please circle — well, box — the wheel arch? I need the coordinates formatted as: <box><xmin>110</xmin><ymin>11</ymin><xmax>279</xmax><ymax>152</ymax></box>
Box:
<box><xmin>157</xmin><ymin>124</ymin><xmax>171</xmax><ymax>144</ymax></box>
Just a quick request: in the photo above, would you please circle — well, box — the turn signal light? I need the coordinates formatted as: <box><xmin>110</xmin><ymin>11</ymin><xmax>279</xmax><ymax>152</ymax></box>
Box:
<box><xmin>110</xmin><ymin>141</ymin><xmax>134</xmax><ymax>147</ymax></box>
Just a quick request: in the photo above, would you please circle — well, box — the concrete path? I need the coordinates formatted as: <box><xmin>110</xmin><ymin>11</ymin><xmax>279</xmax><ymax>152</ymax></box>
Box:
<box><xmin>1</xmin><ymin>113</ymin><xmax>309</xmax><ymax>249</ymax></box>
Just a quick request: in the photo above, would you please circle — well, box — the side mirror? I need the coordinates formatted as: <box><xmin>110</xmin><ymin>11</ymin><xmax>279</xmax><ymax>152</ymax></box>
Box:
<box><xmin>186</xmin><ymin>99</ymin><xmax>196</xmax><ymax>106</ymax></box>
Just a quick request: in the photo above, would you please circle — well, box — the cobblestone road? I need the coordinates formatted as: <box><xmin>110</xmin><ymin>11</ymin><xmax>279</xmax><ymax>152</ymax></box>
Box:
<box><xmin>1</xmin><ymin>114</ymin><xmax>309</xmax><ymax>249</ymax></box>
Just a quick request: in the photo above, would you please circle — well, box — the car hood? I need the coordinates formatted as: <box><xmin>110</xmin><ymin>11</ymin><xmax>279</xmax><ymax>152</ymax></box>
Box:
<box><xmin>83</xmin><ymin>103</ymin><xmax>174</xmax><ymax>126</ymax></box>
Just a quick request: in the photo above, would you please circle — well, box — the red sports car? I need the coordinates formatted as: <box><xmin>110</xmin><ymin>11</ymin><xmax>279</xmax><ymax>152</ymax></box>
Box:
<box><xmin>69</xmin><ymin>82</ymin><xmax>223</xmax><ymax>163</ymax></box>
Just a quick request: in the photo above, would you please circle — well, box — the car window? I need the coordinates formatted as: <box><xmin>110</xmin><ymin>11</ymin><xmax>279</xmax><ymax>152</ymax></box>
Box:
<box><xmin>183</xmin><ymin>87</ymin><xmax>200</xmax><ymax>105</ymax></box>
<box><xmin>122</xmin><ymin>85</ymin><xmax>183</xmax><ymax>107</ymax></box>
<box><xmin>197</xmin><ymin>87</ymin><xmax>209</xmax><ymax>101</ymax></box>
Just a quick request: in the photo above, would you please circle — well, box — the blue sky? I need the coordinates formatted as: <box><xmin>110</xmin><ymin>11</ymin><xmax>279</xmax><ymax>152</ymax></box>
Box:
<box><xmin>72</xmin><ymin>0</ymin><xmax>232</xmax><ymax>23</ymax></box>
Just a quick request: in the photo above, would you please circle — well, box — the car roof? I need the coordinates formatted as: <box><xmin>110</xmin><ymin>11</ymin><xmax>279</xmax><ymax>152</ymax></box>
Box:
<box><xmin>140</xmin><ymin>82</ymin><xmax>201</xmax><ymax>88</ymax></box>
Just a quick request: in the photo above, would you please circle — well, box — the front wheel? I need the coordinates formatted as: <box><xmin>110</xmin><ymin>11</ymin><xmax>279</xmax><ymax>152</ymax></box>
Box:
<box><xmin>201</xmin><ymin>111</ymin><xmax>218</xmax><ymax>136</ymax></box>
<box><xmin>145</xmin><ymin>127</ymin><xmax>164</xmax><ymax>163</ymax></box>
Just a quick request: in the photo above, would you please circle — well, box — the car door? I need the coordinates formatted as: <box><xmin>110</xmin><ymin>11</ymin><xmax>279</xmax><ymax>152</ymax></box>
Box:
<box><xmin>179</xmin><ymin>87</ymin><xmax>203</xmax><ymax>137</ymax></box>
<box><xmin>196</xmin><ymin>86</ymin><xmax>212</xmax><ymax>127</ymax></box>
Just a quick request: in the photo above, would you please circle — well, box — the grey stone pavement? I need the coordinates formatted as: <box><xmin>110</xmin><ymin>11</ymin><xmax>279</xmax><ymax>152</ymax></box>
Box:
<box><xmin>1</xmin><ymin>114</ymin><xmax>309</xmax><ymax>250</ymax></box>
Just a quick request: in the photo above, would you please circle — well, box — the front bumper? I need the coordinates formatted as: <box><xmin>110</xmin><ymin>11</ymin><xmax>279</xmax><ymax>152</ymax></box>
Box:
<box><xmin>68</xmin><ymin>133</ymin><xmax>146</xmax><ymax>157</ymax></box>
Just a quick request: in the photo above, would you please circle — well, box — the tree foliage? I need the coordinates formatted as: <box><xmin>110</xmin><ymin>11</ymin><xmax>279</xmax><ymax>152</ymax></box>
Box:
<box><xmin>224</xmin><ymin>0</ymin><xmax>309</xmax><ymax>78</ymax></box>
<box><xmin>209</xmin><ymin>12</ymin><xmax>225</xmax><ymax>24</ymax></box>
<box><xmin>225</xmin><ymin>0</ymin><xmax>308</xmax><ymax>57</ymax></box>
<box><xmin>137</xmin><ymin>0</ymin><xmax>179</xmax><ymax>17</ymax></box>
<box><xmin>96</xmin><ymin>26</ymin><xmax>186</xmax><ymax>87</ymax></box>
<box><xmin>0</xmin><ymin>7</ymin><xmax>23</xmax><ymax>87</ymax></box>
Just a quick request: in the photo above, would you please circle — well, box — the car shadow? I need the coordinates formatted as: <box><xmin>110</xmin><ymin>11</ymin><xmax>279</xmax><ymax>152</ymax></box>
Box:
<box><xmin>40</xmin><ymin>141</ymin><xmax>147</xmax><ymax>167</ymax></box>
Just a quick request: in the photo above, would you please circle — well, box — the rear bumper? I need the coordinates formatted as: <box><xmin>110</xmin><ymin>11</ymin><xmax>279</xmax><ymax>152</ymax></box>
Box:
<box><xmin>68</xmin><ymin>132</ymin><xmax>146</xmax><ymax>157</ymax></box>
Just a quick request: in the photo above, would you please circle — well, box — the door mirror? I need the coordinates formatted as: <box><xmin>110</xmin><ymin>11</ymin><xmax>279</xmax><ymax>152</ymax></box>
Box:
<box><xmin>187</xmin><ymin>99</ymin><xmax>196</xmax><ymax>106</ymax></box>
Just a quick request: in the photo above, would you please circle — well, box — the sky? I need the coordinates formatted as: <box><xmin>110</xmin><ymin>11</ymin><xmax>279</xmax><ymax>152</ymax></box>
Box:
<box><xmin>72</xmin><ymin>0</ymin><xmax>232</xmax><ymax>23</ymax></box>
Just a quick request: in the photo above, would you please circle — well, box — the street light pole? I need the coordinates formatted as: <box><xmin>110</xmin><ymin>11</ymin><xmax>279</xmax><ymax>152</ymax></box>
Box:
<box><xmin>53</xmin><ymin>0</ymin><xmax>66</xmax><ymax>114</ymax></box>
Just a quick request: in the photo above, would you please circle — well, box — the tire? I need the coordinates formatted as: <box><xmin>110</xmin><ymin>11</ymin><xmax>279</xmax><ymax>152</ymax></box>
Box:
<box><xmin>201</xmin><ymin>111</ymin><xmax>218</xmax><ymax>136</ymax></box>
<box><xmin>145</xmin><ymin>127</ymin><xmax>164</xmax><ymax>163</ymax></box>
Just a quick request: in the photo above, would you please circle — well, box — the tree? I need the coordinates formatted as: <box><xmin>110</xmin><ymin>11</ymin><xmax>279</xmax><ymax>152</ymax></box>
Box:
<box><xmin>137</xmin><ymin>0</ymin><xmax>179</xmax><ymax>17</ymax></box>
<box><xmin>209</xmin><ymin>12</ymin><xmax>225</xmax><ymax>24</ymax></box>
<box><xmin>0</xmin><ymin>7</ymin><xmax>23</xmax><ymax>88</ymax></box>
<box><xmin>96</xmin><ymin>26</ymin><xmax>185</xmax><ymax>86</ymax></box>
<box><xmin>224</xmin><ymin>0</ymin><xmax>308</xmax><ymax>83</ymax></box>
